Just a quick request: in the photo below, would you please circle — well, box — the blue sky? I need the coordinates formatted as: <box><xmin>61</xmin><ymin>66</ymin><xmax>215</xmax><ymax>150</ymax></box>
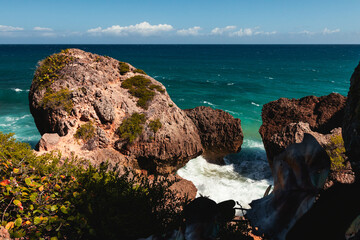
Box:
<box><xmin>0</xmin><ymin>0</ymin><xmax>359</xmax><ymax>44</ymax></box>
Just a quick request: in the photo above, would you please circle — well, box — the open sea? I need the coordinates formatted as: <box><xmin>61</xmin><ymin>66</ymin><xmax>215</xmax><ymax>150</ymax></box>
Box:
<box><xmin>1</xmin><ymin>44</ymin><xmax>359</xmax><ymax>209</ymax></box>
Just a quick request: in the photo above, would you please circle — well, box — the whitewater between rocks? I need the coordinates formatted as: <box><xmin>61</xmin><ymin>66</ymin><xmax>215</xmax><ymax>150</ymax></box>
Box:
<box><xmin>177</xmin><ymin>139</ymin><xmax>273</xmax><ymax>215</ymax></box>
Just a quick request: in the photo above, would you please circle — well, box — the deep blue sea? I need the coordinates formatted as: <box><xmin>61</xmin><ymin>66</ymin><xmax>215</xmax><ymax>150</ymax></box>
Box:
<box><xmin>1</xmin><ymin>44</ymin><xmax>360</xmax><ymax>206</ymax></box>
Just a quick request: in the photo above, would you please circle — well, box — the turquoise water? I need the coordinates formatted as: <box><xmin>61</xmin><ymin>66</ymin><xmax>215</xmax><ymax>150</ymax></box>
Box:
<box><xmin>1</xmin><ymin>45</ymin><xmax>359</xmax><ymax>146</ymax></box>
<box><xmin>1</xmin><ymin>44</ymin><xmax>359</xmax><ymax>206</ymax></box>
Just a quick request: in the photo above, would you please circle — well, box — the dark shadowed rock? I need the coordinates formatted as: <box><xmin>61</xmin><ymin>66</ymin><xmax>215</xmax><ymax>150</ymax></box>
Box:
<box><xmin>185</xmin><ymin>106</ymin><xmax>243</xmax><ymax>163</ymax></box>
<box><xmin>260</xmin><ymin>93</ymin><xmax>346</xmax><ymax>166</ymax></box>
<box><xmin>343</xmin><ymin>62</ymin><xmax>360</xmax><ymax>175</ymax></box>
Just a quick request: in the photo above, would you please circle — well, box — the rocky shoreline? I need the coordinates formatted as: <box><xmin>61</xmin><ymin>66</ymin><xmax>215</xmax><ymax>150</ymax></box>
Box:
<box><xmin>23</xmin><ymin>49</ymin><xmax>360</xmax><ymax>239</ymax></box>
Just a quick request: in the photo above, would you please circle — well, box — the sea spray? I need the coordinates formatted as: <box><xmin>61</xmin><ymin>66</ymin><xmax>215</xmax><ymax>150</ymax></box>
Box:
<box><xmin>177</xmin><ymin>139</ymin><xmax>273</xmax><ymax>215</ymax></box>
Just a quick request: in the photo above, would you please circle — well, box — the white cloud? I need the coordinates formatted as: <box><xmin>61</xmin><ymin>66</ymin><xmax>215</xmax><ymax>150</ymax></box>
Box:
<box><xmin>177</xmin><ymin>26</ymin><xmax>202</xmax><ymax>36</ymax></box>
<box><xmin>298</xmin><ymin>30</ymin><xmax>315</xmax><ymax>35</ymax></box>
<box><xmin>0</xmin><ymin>25</ymin><xmax>24</xmax><ymax>32</ymax></box>
<box><xmin>33</xmin><ymin>27</ymin><xmax>53</xmax><ymax>31</ymax></box>
<box><xmin>230</xmin><ymin>28</ymin><xmax>254</xmax><ymax>37</ymax></box>
<box><xmin>322</xmin><ymin>28</ymin><xmax>340</xmax><ymax>34</ymax></box>
<box><xmin>211</xmin><ymin>26</ymin><xmax>236</xmax><ymax>35</ymax></box>
<box><xmin>87</xmin><ymin>22</ymin><xmax>174</xmax><ymax>36</ymax></box>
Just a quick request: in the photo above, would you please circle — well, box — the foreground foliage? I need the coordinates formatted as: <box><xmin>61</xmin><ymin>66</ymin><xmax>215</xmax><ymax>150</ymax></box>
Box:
<box><xmin>0</xmin><ymin>132</ymin><xmax>188</xmax><ymax>239</ymax></box>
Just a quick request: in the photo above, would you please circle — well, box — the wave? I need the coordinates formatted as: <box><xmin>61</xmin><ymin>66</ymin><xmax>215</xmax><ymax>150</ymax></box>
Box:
<box><xmin>10</xmin><ymin>88</ymin><xmax>29</xmax><ymax>92</ymax></box>
<box><xmin>227</xmin><ymin>83</ymin><xmax>234</xmax><ymax>86</ymax></box>
<box><xmin>178</xmin><ymin>156</ymin><xmax>272</xmax><ymax>215</ymax></box>
<box><xmin>251</xmin><ymin>102</ymin><xmax>260</xmax><ymax>107</ymax></box>
<box><xmin>3</xmin><ymin>114</ymin><xmax>31</xmax><ymax>123</ymax></box>
<box><xmin>202</xmin><ymin>101</ymin><xmax>216</xmax><ymax>106</ymax></box>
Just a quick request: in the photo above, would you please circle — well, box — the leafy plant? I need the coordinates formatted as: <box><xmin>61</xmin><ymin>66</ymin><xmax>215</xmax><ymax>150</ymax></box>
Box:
<box><xmin>149</xmin><ymin>119</ymin><xmax>162</xmax><ymax>133</ymax></box>
<box><xmin>117</xmin><ymin>113</ymin><xmax>146</xmax><ymax>143</ymax></box>
<box><xmin>119</xmin><ymin>62</ymin><xmax>130</xmax><ymax>75</ymax></box>
<box><xmin>74</xmin><ymin>122</ymin><xmax>96</xmax><ymax>141</ymax></box>
<box><xmin>0</xmin><ymin>132</ymin><xmax>188</xmax><ymax>239</ymax></box>
<box><xmin>121</xmin><ymin>75</ymin><xmax>164</xmax><ymax>109</ymax></box>
<box><xmin>41</xmin><ymin>88</ymin><xmax>73</xmax><ymax>114</ymax></box>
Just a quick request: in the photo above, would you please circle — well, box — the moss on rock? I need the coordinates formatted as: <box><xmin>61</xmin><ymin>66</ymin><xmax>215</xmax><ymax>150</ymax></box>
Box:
<box><xmin>117</xmin><ymin>113</ymin><xmax>146</xmax><ymax>143</ymax></box>
<box><xmin>325</xmin><ymin>134</ymin><xmax>346</xmax><ymax>170</ymax></box>
<box><xmin>41</xmin><ymin>88</ymin><xmax>73</xmax><ymax>114</ymax></box>
<box><xmin>121</xmin><ymin>75</ymin><xmax>165</xmax><ymax>109</ymax></box>
<box><xmin>74</xmin><ymin>122</ymin><xmax>96</xmax><ymax>141</ymax></box>
<box><xmin>118</xmin><ymin>62</ymin><xmax>130</xmax><ymax>75</ymax></box>
<box><xmin>33</xmin><ymin>51</ymin><xmax>74</xmax><ymax>88</ymax></box>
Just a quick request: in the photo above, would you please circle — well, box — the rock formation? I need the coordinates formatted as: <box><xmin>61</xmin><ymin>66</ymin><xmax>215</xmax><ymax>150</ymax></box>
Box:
<box><xmin>343</xmin><ymin>62</ymin><xmax>360</xmax><ymax>176</ymax></box>
<box><xmin>29</xmin><ymin>49</ymin><xmax>242</xmax><ymax>176</ymax></box>
<box><xmin>259</xmin><ymin>93</ymin><xmax>346</xmax><ymax>167</ymax></box>
<box><xmin>185</xmin><ymin>106</ymin><xmax>243</xmax><ymax>163</ymax></box>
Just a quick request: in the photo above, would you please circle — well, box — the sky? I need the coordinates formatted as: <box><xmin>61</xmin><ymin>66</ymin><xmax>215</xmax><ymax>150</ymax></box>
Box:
<box><xmin>0</xmin><ymin>0</ymin><xmax>360</xmax><ymax>44</ymax></box>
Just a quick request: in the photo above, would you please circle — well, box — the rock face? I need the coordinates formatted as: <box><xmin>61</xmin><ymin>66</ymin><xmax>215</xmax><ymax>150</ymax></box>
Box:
<box><xmin>29</xmin><ymin>49</ymin><xmax>203</xmax><ymax>174</ymax></box>
<box><xmin>29</xmin><ymin>49</ymin><xmax>242</xmax><ymax>174</ymax></box>
<box><xmin>185</xmin><ymin>106</ymin><xmax>243</xmax><ymax>163</ymax></box>
<box><xmin>343</xmin><ymin>62</ymin><xmax>360</xmax><ymax>175</ymax></box>
<box><xmin>259</xmin><ymin>93</ymin><xmax>346</xmax><ymax>166</ymax></box>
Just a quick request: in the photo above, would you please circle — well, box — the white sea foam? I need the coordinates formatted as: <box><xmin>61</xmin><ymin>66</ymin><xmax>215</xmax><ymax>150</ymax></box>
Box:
<box><xmin>251</xmin><ymin>102</ymin><xmax>260</xmax><ymax>107</ymax></box>
<box><xmin>178</xmin><ymin>139</ymin><xmax>272</xmax><ymax>215</ymax></box>
<box><xmin>227</xmin><ymin>83</ymin><xmax>234</xmax><ymax>86</ymax></box>
<box><xmin>265</xmin><ymin>76</ymin><xmax>274</xmax><ymax>80</ymax></box>
<box><xmin>202</xmin><ymin>101</ymin><xmax>216</xmax><ymax>106</ymax></box>
<box><xmin>3</xmin><ymin>114</ymin><xmax>31</xmax><ymax>122</ymax></box>
<box><xmin>11</xmin><ymin>88</ymin><xmax>23</xmax><ymax>92</ymax></box>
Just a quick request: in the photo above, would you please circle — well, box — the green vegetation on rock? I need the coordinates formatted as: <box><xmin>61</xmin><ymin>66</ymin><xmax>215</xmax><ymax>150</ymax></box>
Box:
<box><xmin>325</xmin><ymin>134</ymin><xmax>346</xmax><ymax>170</ymax></box>
<box><xmin>149</xmin><ymin>119</ymin><xmax>162</xmax><ymax>133</ymax></box>
<box><xmin>117</xmin><ymin>113</ymin><xmax>146</xmax><ymax>143</ymax></box>
<box><xmin>74</xmin><ymin>122</ymin><xmax>96</xmax><ymax>141</ymax></box>
<box><xmin>0</xmin><ymin>132</ymin><xmax>187</xmax><ymax>239</ymax></box>
<box><xmin>41</xmin><ymin>88</ymin><xmax>73</xmax><ymax>114</ymax></box>
<box><xmin>121</xmin><ymin>75</ymin><xmax>165</xmax><ymax>109</ymax></box>
<box><xmin>118</xmin><ymin>62</ymin><xmax>130</xmax><ymax>75</ymax></box>
<box><xmin>133</xmin><ymin>68</ymin><xmax>147</xmax><ymax>75</ymax></box>
<box><xmin>34</xmin><ymin>51</ymin><xmax>74</xmax><ymax>88</ymax></box>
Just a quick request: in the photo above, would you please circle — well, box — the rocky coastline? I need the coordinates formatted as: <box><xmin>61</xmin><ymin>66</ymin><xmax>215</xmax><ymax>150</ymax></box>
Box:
<box><xmin>20</xmin><ymin>49</ymin><xmax>360</xmax><ymax>239</ymax></box>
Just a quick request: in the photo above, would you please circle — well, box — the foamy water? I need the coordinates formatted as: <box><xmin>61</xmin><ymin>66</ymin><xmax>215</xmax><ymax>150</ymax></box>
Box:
<box><xmin>177</xmin><ymin>139</ymin><xmax>273</xmax><ymax>215</ymax></box>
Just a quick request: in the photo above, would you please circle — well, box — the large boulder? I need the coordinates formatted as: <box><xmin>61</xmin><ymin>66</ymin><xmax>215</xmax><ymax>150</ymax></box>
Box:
<box><xmin>259</xmin><ymin>93</ymin><xmax>346</xmax><ymax>167</ymax></box>
<box><xmin>29</xmin><ymin>49</ymin><xmax>204</xmax><ymax>174</ymax></box>
<box><xmin>185</xmin><ymin>106</ymin><xmax>243</xmax><ymax>163</ymax></box>
<box><xmin>343</xmin><ymin>62</ymin><xmax>360</xmax><ymax>176</ymax></box>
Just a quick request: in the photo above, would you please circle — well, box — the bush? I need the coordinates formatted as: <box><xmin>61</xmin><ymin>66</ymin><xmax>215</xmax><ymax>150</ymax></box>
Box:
<box><xmin>149</xmin><ymin>119</ymin><xmax>162</xmax><ymax>133</ymax></box>
<box><xmin>133</xmin><ymin>68</ymin><xmax>147</xmax><ymax>75</ymax></box>
<box><xmin>41</xmin><ymin>88</ymin><xmax>73</xmax><ymax>114</ymax></box>
<box><xmin>74</xmin><ymin>122</ymin><xmax>96</xmax><ymax>141</ymax></box>
<box><xmin>121</xmin><ymin>76</ymin><xmax>164</xmax><ymax>109</ymax></box>
<box><xmin>0</xmin><ymin>132</ymin><xmax>188</xmax><ymax>239</ymax></box>
<box><xmin>33</xmin><ymin>51</ymin><xmax>74</xmax><ymax>88</ymax></box>
<box><xmin>119</xmin><ymin>62</ymin><xmax>130</xmax><ymax>75</ymax></box>
<box><xmin>117</xmin><ymin>113</ymin><xmax>146</xmax><ymax>143</ymax></box>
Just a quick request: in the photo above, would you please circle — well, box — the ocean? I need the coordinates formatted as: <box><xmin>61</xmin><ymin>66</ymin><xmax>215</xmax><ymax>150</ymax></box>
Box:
<box><xmin>1</xmin><ymin>44</ymin><xmax>359</xmax><ymax>209</ymax></box>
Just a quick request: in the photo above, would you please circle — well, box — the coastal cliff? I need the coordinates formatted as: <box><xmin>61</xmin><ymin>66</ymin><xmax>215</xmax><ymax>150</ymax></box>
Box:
<box><xmin>29</xmin><ymin>49</ymin><xmax>243</xmax><ymax>175</ymax></box>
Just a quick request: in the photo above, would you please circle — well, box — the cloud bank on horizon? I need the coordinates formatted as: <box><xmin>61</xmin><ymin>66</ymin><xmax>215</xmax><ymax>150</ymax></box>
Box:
<box><xmin>0</xmin><ymin>22</ymin><xmax>346</xmax><ymax>44</ymax></box>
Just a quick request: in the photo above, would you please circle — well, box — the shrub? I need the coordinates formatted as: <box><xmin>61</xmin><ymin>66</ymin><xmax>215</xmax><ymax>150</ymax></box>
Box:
<box><xmin>41</xmin><ymin>88</ymin><xmax>73</xmax><ymax>114</ymax></box>
<box><xmin>119</xmin><ymin>62</ymin><xmax>130</xmax><ymax>75</ymax></box>
<box><xmin>149</xmin><ymin>119</ymin><xmax>162</xmax><ymax>133</ymax></box>
<box><xmin>117</xmin><ymin>113</ymin><xmax>146</xmax><ymax>143</ymax></box>
<box><xmin>0</xmin><ymin>132</ymin><xmax>188</xmax><ymax>239</ymax></box>
<box><xmin>325</xmin><ymin>134</ymin><xmax>346</xmax><ymax>170</ymax></box>
<box><xmin>33</xmin><ymin>51</ymin><xmax>74</xmax><ymax>88</ymax></box>
<box><xmin>74</xmin><ymin>122</ymin><xmax>96</xmax><ymax>141</ymax></box>
<box><xmin>121</xmin><ymin>76</ymin><xmax>164</xmax><ymax>109</ymax></box>
<box><xmin>133</xmin><ymin>68</ymin><xmax>147</xmax><ymax>75</ymax></box>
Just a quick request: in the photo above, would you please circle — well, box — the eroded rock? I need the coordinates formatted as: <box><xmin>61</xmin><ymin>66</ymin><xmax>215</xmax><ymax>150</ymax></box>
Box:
<box><xmin>185</xmin><ymin>106</ymin><xmax>243</xmax><ymax>163</ymax></box>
